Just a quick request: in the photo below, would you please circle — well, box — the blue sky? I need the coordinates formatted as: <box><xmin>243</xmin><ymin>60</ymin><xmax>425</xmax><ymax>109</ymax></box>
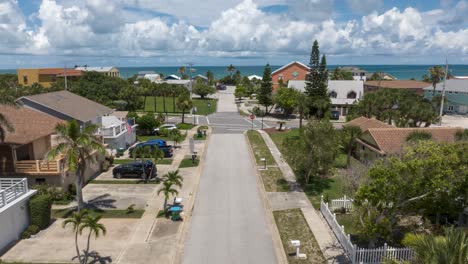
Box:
<box><xmin>0</xmin><ymin>0</ymin><xmax>467</xmax><ymax>69</ymax></box>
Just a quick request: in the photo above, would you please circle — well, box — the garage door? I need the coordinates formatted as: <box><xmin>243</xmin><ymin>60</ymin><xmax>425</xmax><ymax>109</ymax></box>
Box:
<box><xmin>459</xmin><ymin>105</ymin><xmax>468</xmax><ymax>114</ymax></box>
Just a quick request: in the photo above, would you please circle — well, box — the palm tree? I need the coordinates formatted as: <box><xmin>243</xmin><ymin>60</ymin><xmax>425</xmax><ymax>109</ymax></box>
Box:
<box><xmin>47</xmin><ymin>120</ymin><xmax>105</xmax><ymax>211</ymax></box>
<box><xmin>423</xmin><ymin>66</ymin><xmax>445</xmax><ymax>96</ymax></box>
<box><xmin>158</xmin><ymin>180</ymin><xmax>178</xmax><ymax>211</ymax></box>
<box><xmin>132</xmin><ymin>145</ymin><xmax>163</xmax><ymax>182</ymax></box>
<box><xmin>170</xmin><ymin>129</ymin><xmax>183</xmax><ymax>147</ymax></box>
<box><xmin>403</xmin><ymin>227</ymin><xmax>468</xmax><ymax>264</ymax></box>
<box><xmin>177</xmin><ymin>93</ymin><xmax>193</xmax><ymax>123</ymax></box>
<box><xmin>226</xmin><ymin>64</ymin><xmax>236</xmax><ymax>77</ymax></box>
<box><xmin>0</xmin><ymin>90</ymin><xmax>17</xmax><ymax>142</ymax></box>
<box><xmin>178</xmin><ymin>66</ymin><xmax>186</xmax><ymax>78</ymax></box>
<box><xmin>342</xmin><ymin>125</ymin><xmax>362</xmax><ymax>169</ymax></box>
<box><xmin>80</xmin><ymin>214</ymin><xmax>107</xmax><ymax>264</ymax></box>
<box><xmin>62</xmin><ymin>210</ymin><xmax>89</xmax><ymax>264</ymax></box>
<box><xmin>295</xmin><ymin>93</ymin><xmax>309</xmax><ymax>130</ymax></box>
<box><xmin>162</xmin><ymin>170</ymin><xmax>183</xmax><ymax>188</ymax></box>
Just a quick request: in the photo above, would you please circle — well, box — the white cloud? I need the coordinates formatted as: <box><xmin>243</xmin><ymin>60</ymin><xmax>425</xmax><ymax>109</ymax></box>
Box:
<box><xmin>1</xmin><ymin>0</ymin><xmax>467</xmax><ymax>64</ymax></box>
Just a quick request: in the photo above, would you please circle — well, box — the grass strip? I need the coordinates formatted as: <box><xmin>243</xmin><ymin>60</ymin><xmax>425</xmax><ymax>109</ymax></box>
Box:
<box><xmin>179</xmin><ymin>158</ymin><xmax>199</xmax><ymax>168</ymax></box>
<box><xmin>273</xmin><ymin>209</ymin><xmax>326</xmax><ymax>264</ymax></box>
<box><xmin>89</xmin><ymin>180</ymin><xmax>160</xmax><ymax>184</ymax></box>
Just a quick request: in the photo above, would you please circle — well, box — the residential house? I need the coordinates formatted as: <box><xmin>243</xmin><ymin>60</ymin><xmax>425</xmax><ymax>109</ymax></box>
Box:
<box><xmin>339</xmin><ymin>66</ymin><xmax>368</xmax><ymax>81</ymax></box>
<box><xmin>0</xmin><ymin>105</ymin><xmax>104</xmax><ymax>188</ymax></box>
<box><xmin>345</xmin><ymin>117</ymin><xmax>461</xmax><ymax>162</ymax></box>
<box><xmin>271</xmin><ymin>61</ymin><xmax>309</xmax><ymax>91</ymax></box>
<box><xmin>248</xmin><ymin>75</ymin><xmax>262</xmax><ymax>81</ymax></box>
<box><xmin>424</xmin><ymin>79</ymin><xmax>468</xmax><ymax>115</ymax></box>
<box><xmin>17</xmin><ymin>90</ymin><xmax>136</xmax><ymax>150</ymax></box>
<box><xmin>163</xmin><ymin>79</ymin><xmax>193</xmax><ymax>90</ymax></box>
<box><xmin>75</xmin><ymin>66</ymin><xmax>120</xmax><ymax>78</ymax></box>
<box><xmin>288</xmin><ymin>80</ymin><xmax>364</xmax><ymax>116</ymax></box>
<box><xmin>1</xmin><ymin>178</ymin><xmax>36</xmax><ymax>254</ymax></box>
<box><xmin>17</xmin><ymin>68</ymin><xmax>83</xmax><ymax>88</ymax></box>
<box><xmin>194</xmin><ymin>74</ymin><xmax>209</xmax><ymax>84</ymax></box>
<box><xmin>364</xmin><ymin>80</ymin><xmax>430</xmax><ymax>95</ymax></box>
<box><xmin>137</xmin><ymin>71</ymin><xmax>156</xmax><ymax>79</ymax></box>
<box><xmin>164</xmin><ymin>74</ymin><xmax>181</xmax><ymax>80</ymax></box>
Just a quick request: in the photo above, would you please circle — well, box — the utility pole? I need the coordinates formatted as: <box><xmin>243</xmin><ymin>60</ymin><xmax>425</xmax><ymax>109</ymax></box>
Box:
<box><xmin>439</xmin><ymin>58</ymin><xmax>449</xmax><ymax>126</ymax></box>
<box><xmin>64</xmin><ymin>65</ymin><xmax>68</xmax><ymax>91</ymax></box>
<box><xmin>187</xmin><ymin>62</ymin><xmax>194</xmax><ymax>116</ymax></box>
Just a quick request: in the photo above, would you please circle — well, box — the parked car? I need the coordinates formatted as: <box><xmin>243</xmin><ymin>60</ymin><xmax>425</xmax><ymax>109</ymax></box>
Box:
<box><xmin>129</xmin><ymin>141</ymin><xmax>174</xmax><ymax>158</ymax></box>
<box><xmin>216</xmin><ymin>84</ymin><xmax>227</xmax><ymax>90</ymax></box>
<box><xmin>113</xmin><ymin>160</ymin><xmax>157</xmax><ymax>179</ymax></box>
<box><xmin>331</xmin><ymin>110</ymin><xmax>340</xmax><ymax>120</ymax></box>
<box><xmin>154</xmin><ymin>124</ymin><xmax>177</xmax><ymax>135</ymax></box>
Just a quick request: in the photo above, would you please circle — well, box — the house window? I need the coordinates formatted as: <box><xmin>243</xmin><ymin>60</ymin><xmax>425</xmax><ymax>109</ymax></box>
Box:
<box><xmin>35</xmin><ymin>178</ymin><xmax>46</xmax><ymax>184</ymax></box>
<box><xmin>329</xmin><ymin>91</ymin><xmax>337</xmax><ymax>98</ymax></box>
<box><xmin>347</xmin><ymin>91</ymin><xmax>357</xmax><ymax>99</ymax></box>
<box><xmin>278</xmin><ymin>75</ymin><xmax>283</xmax><ymax>81</ymax></box>
<box><xmin>448</xmin><ymin>105</ymin><xmax>454</xmax><ymax>111</ymax></box>
<box><xmin>23</xmin><ymin>75</ymin><xmax>28</xmax><ymax>84</ymax></box>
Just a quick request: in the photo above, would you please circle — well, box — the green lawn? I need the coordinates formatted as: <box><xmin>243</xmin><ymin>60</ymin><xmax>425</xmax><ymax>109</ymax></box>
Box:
<box><xmin>113</xmin><ymin>158</ymin><xmax>172</xmax><ymax>165</ymax></box>
<box><xmin>137</xmin><ymin>134</ymin><xmax>187</xmax><ymax>143</ymax></box>
<box><xmin>246</xmin><ymin>130</ymin><xmax>289</xmax><ymax>192</ymax></box>
<box><xmin>141</xmin><ymin>96</ymin><xmax>217</xmax><ymax>115</ymax></box>
<box><xmin>267</xmin><ymin>129</ymin><xmax>345</xmax><ymax>208</ymax></box>
<box><xmin>179</xmin><ymin>157</ymin><xmax>199</xmax><ymax>168</ymax></box>
<box><xmin>273</xmin><ymin>209</ymin><xmax>326</xmax><ymax>263</ymax></box>
<box><xmin>52</xmin><ymin>208</ymin><xmax>145</xmax><ymax>219</ymax></box>
<box><xmin>194</xmin><ymin>134</ymin><xmax>206</xmax><ymax>140</ymax></box>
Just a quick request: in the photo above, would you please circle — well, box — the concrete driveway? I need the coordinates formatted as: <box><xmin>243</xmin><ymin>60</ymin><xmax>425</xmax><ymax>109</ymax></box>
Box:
<box><xmin>1</xmin><ymin>218</ymin><xmax>138</xmax><ymax>263</ymax></box>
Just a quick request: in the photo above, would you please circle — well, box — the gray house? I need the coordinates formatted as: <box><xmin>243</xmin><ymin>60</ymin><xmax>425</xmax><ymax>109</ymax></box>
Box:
<box><xmin>17</xmin><ymin>91</ymin><xmax>136</xmax><ymax>150</ymax></box>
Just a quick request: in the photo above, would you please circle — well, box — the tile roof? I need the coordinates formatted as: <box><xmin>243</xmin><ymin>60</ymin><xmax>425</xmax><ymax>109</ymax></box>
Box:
<box><xmin>366</xmin><ymin>127</ymin><xmax>461</xmax><ymax>155</ymax></box>
<box><xmin>345</xmin><ymin>117</ymin><xmax>394</xmax><ymax>132</ymax></box>
<box><xmin>38</xmin><ymin>68</ymin><xmax>83</xmax><ymax>76</ymax></box>
<box><xmin>364</xmin><ymin>80</ymin><xmax>430</xmax><ymax>89</ymax></box>
<box><xmin>18</xmin><ymin>91</ymin><xmax>113</xmax><ymax>123</ymax></box>
<box><xmin>0</xmin><ymin>105</ymin><xmax>63</xmax><ymax>145</ymax></box>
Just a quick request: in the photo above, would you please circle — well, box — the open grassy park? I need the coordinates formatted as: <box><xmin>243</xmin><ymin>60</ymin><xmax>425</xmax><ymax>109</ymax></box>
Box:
<box><xmin>141</xmin><ymin>96</ymin><xmax>217</xmax><ymax>115</ymax></box>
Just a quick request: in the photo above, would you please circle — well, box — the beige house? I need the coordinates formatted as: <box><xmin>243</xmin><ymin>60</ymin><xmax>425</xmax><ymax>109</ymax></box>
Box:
<box><xmin>0</xmin><ymin>105</ymin><xmax>103</xmax><ymax>189</ymax></box>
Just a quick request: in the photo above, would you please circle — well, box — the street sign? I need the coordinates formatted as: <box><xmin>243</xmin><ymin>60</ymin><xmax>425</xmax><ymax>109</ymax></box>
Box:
<box><xmin>250</xmin><ymin>114</ymin><xmax>256</xmax><ymax>120</ymax></box>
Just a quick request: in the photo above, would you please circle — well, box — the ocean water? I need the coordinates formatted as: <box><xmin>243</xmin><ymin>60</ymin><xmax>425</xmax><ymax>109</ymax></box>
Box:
<box><xmin>2</xmin><ymin>65</ymin><xmax>468</xmax><ymax>80</ymax></box>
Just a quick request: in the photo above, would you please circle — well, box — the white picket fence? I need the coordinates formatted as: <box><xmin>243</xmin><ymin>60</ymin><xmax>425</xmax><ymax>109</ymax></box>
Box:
<box><xmin>320</xmin><ymin>196</ymin><xmax>416</xmax><ymax>264</ymax></box>
<box><xmin>328</xmin><ymin>195</ymin><xmax>354</xmax><ymax>211</ymax></box>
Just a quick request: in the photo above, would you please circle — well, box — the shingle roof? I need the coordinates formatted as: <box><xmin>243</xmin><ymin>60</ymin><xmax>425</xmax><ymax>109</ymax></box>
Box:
<box><xmin>18</xmin><ymin>91</ymin><xmax>113</xmax><ymax>123</ymax></box>
<box><xmin>271</xmin><ymin>61</ymin><xmax>309</xmax><ymax>75</ymax></box>
<box><xmin>365</xmin><ymin>80</ymin><xmax>430</xmax><ymax>89</ymax></box>
<box><xmin>366</xmin><ymin>127</ymin><xmax>461</xmax><ymax>155</ymax></box>
<box><xmin>422</xmin><ymin>79</ymin><xmax>468</xmax><ymax>93</ymax></box>
<box><xmin>345</xmin><ymin>117</ymin><xmax>394</xmax><ymax>132</ymax></box>
<box><xmin>0</xmin><ymin>105</ymin><xmax>63</xmax><ymax>145</ymax></box>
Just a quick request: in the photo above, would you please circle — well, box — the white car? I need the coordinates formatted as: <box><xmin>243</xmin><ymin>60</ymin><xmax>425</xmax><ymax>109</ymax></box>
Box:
<box><xmin>154</xmin><ymin>124</ymin><xmax>177</xmax><ymax>135</ymax></box>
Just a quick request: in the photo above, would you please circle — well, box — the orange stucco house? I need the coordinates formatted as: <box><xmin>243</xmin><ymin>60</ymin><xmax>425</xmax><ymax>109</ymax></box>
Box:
<box><xmin>271</xmin><ymin>61</ymin><xmax>309</xmax><ymax>91</ymax></box>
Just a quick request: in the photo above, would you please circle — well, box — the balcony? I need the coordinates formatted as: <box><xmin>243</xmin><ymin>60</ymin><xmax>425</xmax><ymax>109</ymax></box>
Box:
<box><xmin>14</xmin><ymin>159</ymin><xmax>62</xmax><ymax>175</ymax></box>
<box><xmin>0</xmin><ymin>178</ymin><xmax>29</xmax><ymax>209</ymax></box>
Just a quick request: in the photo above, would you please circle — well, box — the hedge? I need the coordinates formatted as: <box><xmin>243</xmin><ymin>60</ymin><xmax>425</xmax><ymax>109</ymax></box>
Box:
<box><xmin>29</xmin><ymin>194</ymin><xmax>52</xmax><ymax>229</ymax></box>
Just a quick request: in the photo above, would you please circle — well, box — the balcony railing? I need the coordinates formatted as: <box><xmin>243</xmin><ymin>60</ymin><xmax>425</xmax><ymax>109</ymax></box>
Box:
<box><xmin>0</xmin><ymin>178</ymin><xmax>28</xmax><ymax>209</ymax></box>
<box><xmin>15</xmin><ymin>159</ymin><xmax>61</xmax><ymax>174</ymax></box>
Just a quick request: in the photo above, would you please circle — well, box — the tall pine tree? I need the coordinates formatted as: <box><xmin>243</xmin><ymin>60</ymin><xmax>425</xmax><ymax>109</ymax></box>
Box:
<box><xmin>304</xmin><ymin>40</ymin><xmax>330</xmax><ymax>119</ymax></box>
<box><xmin>258</xmin><ymin>64</ymin><xmax>273</xmax><ymax>113</ymax></box>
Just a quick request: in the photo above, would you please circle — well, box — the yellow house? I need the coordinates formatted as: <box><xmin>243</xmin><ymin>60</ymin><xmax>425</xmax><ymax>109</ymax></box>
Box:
<box><xmin>17</xmin><ymin>68</ymin><xmax>83</xmax><ymax>88</ymax></box>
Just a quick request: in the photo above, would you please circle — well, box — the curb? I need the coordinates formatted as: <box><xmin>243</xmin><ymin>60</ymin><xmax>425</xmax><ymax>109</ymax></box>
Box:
<box><xmin>172</xmin><ymin>126</ymin><xmax>212</xmax><ymax>264</ymax></box>
<box><xmin>244</xmin><ymin>130</ymin><xmax>288</xmax><ymax>264</ymax></box>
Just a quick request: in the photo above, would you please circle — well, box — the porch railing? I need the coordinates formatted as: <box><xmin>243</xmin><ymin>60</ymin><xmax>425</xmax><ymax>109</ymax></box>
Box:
<box><xmin>0</xmin><ymin>178</ymin><xmax>28</xmax><ymax>209</ymax></box>
<box><xmin>15</xmin><ymin>159</ymin><xmax>61</xmax><ymax>174</ymax></box>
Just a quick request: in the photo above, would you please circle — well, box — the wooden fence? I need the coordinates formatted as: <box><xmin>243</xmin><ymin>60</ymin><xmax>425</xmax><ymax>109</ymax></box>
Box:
<box><xmin>320</xmin><ymin>196</ymin><xmax>416</xmax><ymax>264</ymax></box>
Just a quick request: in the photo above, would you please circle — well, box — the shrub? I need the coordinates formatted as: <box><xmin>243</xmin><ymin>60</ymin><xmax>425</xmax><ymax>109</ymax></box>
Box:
<box><xmin>126</xmin><ymin>204</ymin><xmax>136</xmax><ymax>214</ymax></box>
<box><xmin>105</xmin><ymin>155</ymin><xmax>114</xmax><ymax>165</ymax></box>
<box><xmin>29</xmin><ymin>194</ymin><xmax>52</xmax><ymax>229</ymax></box>
<box><xmin>177</xmin><ymin>123</ymin><xmax>193</xmax><ymax>130</ymax></box>
<box><xmin>21</xmin><ymin>224</ymin><xmax>40</xmax><ymax>239</ymax></box>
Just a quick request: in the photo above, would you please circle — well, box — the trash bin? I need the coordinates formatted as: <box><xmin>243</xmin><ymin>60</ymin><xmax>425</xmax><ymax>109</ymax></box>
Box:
<box><xmin>197</xmin><ymin>130</ymin><xmax>203</xmax><ymax>138</ymax></box>
<box><xmin>117</xmin><ymin>148</ymin><xmax>125</xmax><ymax>156</ymax></box>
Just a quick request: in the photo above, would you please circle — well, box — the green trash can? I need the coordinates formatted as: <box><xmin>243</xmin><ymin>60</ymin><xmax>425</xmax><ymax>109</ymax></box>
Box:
<box><xmin>117</xmin><ymin>148</ymin><xmax>125</xmax><ymax>156</ymax></box>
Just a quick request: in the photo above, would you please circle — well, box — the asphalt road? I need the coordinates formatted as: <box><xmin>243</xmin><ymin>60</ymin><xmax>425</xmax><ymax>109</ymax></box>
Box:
<box><xmin>182</xmin><ymin>87</ymin><xmax>277</xmax><ymax>264</ymax></box>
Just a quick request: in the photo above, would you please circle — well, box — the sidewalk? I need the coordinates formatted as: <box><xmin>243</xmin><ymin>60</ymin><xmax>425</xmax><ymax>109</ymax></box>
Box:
<box><xmin>117</xmin><ymin>127</ymin><xmax>209</xmax><ymax>264</ymax></box>
<box><xmin>258</xmin><ymin>130</ymin><xmax>348</xmax><ymax>264</ymax></box>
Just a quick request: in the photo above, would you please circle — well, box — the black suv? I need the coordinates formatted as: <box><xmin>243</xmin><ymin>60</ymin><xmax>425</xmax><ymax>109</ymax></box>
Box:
<box><xmin>112</xmin><ymin>160</ymin><xmax>157</xmax><ymax>179</ymax></box>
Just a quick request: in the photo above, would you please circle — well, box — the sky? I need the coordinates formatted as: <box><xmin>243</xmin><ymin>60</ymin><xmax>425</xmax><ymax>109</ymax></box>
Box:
<box><xmin>0</xmin><ymin>0</ymin><xmax>467</xmax><ymax>69</ymax></box>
